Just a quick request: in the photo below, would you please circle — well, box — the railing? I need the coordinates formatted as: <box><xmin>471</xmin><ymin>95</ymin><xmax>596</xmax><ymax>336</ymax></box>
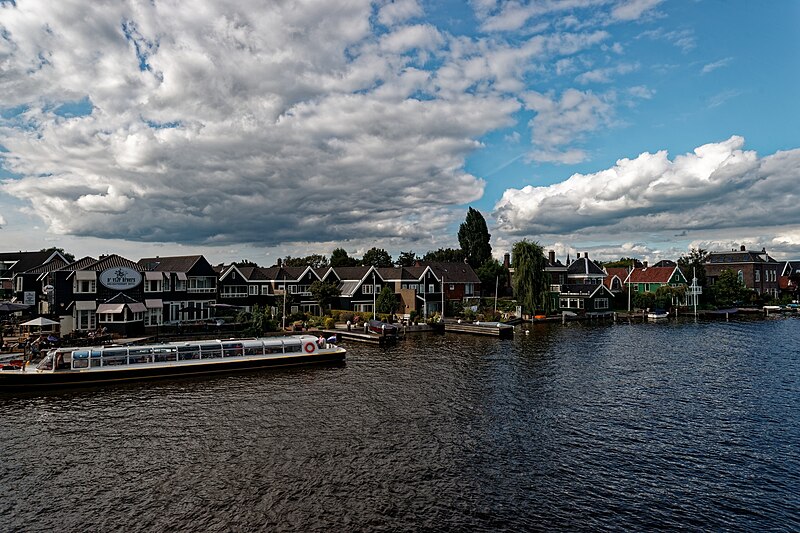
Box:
<box><xmin>188</xmin><ymin>287</ymin><xmax>216</xmax><ymax>293</ymax></box>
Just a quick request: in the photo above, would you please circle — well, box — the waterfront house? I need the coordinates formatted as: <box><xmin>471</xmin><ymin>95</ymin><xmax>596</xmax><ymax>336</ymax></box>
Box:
<box><xmin>566</xmin><ymin>253</ymin><xmax>606</xmax><ymax>285</ymax></box>
<box><xmin>1</xmin><ymin>249</ymin><xmax>67</xmax><ymax>303</ymax></box>
<box><xmin>627</xmin><ymin>264</ymin><xmax>688</xmax><ymax>294</ymax></box>
<box><xmin>556</xmin><ymin>283</ymin><xmax>615</xmax><ymax>314</ymax></box>
<box><xmin>137</xmin><ymin>255</ymin><xmax>218</xmax><ymax>326</ymax></box>
<box><xmin>704</xmin><ymin>246</ymin><xmax>780</xmax><ymax>300</ymax></box>
<box><xmin>603</xmin><ymin>267</ymin><xmax>629</xmax><ymax>294</ymax></box>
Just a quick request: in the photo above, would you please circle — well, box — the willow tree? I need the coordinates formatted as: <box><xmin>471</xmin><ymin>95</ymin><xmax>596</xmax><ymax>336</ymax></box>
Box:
<box><xmin>511</xmin><ymin>240</ymin><xmax>551</xmax><ymax>315</ymax></box>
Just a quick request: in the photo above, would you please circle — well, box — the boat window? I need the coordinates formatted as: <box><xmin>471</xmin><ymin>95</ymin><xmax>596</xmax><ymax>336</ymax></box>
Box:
<box><xmin>222</xmin><ymin>342</ymin><xmax>243</xmax><ymax>357</ymax></box>
<box><xmin>90</xmin><ymin>349</ymin><xmax>104</xmax><ymax>367</ymax></box>
<box><xmin>243</xmin><ymin>342</ymin><xmax>263</xmax><ymax>356</ymax></box>
<box><xmin>153</xmin><ymin>346</ymin><xmax>178</xmax><ymax>362</ymax></box>
<box><xmin>263</xmin><ymin>342</ymin><xmax>283</xmax><ymax>354</ymax></box>
<box><xmin>178</xmin><ymin>345</ymin><xmax>200</xmax><ymax>360</ymax></box>
<box><xmin>284</xmin><ymin>342</ymin><xmax>302</xmax><ymax>353</ymax></box>
<box><xmin>199</xmin><ymin>344</ymin><xmax>222</xmax><ymax>359</ymax></box>
<box><xmin>72</xmin><ymin>350</ymin><xmax>90</xmax><ymax>369</ymax></box>
<box><xmin>101</xmin><ymin>349</ymin><xmax>126</xmax><ymax>366</ymax></box>
<box><xmin>129</xmin><ymin>347</ymin><xmax>153</xmax><ymax>364</ymax></box>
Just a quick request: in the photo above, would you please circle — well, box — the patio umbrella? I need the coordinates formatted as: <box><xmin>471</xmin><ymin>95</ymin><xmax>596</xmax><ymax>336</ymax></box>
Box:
<box><xmin>21</xmin><ymin>317</ymin><xmax>59</xmax><ymax>327</ymax></box>
<box><xmin>0</xmin><ymin>301</ymin><xmax>30</xmax><ymax>313</ymax></box>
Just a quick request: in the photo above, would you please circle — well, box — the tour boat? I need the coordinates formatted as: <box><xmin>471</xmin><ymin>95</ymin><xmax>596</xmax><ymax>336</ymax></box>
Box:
<box><xmin>0</xmin><ymin>335</ymin><xmax>345</xmax><ymax>391</ymax></box>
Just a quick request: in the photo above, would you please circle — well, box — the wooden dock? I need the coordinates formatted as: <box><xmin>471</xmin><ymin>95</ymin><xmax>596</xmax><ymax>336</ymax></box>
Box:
<box><xmin>322</xmin><ymin>330</ymin><xmax>398</xmax><ymax>346</ymax></box>
<box><xmin>444</xmin><ymin>322</ymin><xmax>514</xmax><ymax>338</ymax></box>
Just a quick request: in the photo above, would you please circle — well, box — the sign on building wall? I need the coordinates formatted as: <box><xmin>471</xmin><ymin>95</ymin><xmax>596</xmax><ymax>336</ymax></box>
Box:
<box><xmin>99</xmin><ymin>267</ymin><xmax>142</xmax><ymax>290</ymax></box>
<box><xmin>23</xmin><ymin>291</ymin><xmax>36</xmax><ymax>306</ymax></box>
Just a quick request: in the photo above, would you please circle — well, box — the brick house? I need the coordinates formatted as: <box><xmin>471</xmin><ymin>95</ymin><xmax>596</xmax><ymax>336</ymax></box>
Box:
<box><xmin>704</xmin><ymin>245</ymin><xmax>780</xmax><ymax>300</ymax></box>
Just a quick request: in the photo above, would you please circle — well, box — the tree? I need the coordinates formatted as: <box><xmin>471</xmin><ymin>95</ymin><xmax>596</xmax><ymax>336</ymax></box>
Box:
<box><xmin>602</xmin><ymin>257</ymin><xmax>642</xmax><ymax>269</ymax></box>
<box><xmin>511</xmin><ymin>240</ymin><xmax>551</xmax><ymax>315</ymax></box>
<box><xmin>234</xmin><ymin>259</ymin><xmax>257</xmax><ymax>267</ymax></box>
<box><xmin>282</xmin><ymin>254</ymin><xmax>329</xmax><ymax>269</ymax></box>
<box><xmin>396</xmin><ymin>251</ymin><xmax>417</xmax><ymax>267</ymax></box>
<box><xmin>423</xmin><ymin>247</ymin><xmax>464</xmax><ymax>263</ymax></box>
<box><xmin>677</xmin><ymin>248</ymin><xmax>708</xmax><ymax>288</ymax></box>
<box><xmin>40</xmin><ymin>247</ymin><xmax>75</xmax><ymax>263</ymax></box>
<box><xmin>458</xmin><ymin>207</ymin><xmax>492</xmax><ymax>268</ymax></box>
<box><xmin>712</xmin><ymin>268</ymin><xmax>750</xmax><ymax>308</ymax></box>
<box><xmin>376</xmin><ymin>285</ymin><xmax>398</xmax><ymax>315</ymax></box>
<box><xmin>476</xmin><ymin>258</ymin><xmax>506</xmax><ymax>297</ymax></box>
<box><xmin>361</xmin><ymin>247</ymin><xmax>393</xmax><ymax>268</ymax></box>
<box><xmin>309</xmin><ymin>280</ymin><xmax>341</xmax><ymax>315</ymax></box>
<box><xmin>330</xmin><ymin>247</ymin><xmax>358</xmax><ymax>267</ymax></box>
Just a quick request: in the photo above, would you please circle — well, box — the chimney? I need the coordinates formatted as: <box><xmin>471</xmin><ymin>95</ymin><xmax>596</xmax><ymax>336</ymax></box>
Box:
<box><xmin>643</xmin><ymin>261</ymin><xmax>648</xmax><ymax>268</ymax></box>
<box><xmin>584</xmin><ymin>252</ymin><xmax>588</xmax><ymax>259</ymax></box>
<box><xmin>503</xmin><ymin>253</ymin><xmax>510</xmax><ymax>269</ymax></box>
<box><xmin>548</xmin><ymin>250</ymin><xmax>555</xmax><ymax>264</ymax></box>
<box><xmin>740</xmin><ymin>245</ymin><xmax>746</xmax><ymax>251</ymax></box>
<box><xmin>277</xmin><ymin>258</ymin><xmax>282</xmax><ymax>267</ymax></box>
<box><xmin>576</xmin><ymin>252</ymin><xmax>581</xmax><ymax>259</ymax></box>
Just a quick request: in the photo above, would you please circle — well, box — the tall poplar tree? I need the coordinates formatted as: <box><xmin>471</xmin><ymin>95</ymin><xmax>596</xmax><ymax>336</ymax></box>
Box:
<box><xmin>458</xmin><ymin>207</ymin><xmax>492</xmax><ymax>268</ymax></box>
<box><xmin>511</xmin><ymin>240</ymin><xmax>551</xmax><ymax>315</ymax></box>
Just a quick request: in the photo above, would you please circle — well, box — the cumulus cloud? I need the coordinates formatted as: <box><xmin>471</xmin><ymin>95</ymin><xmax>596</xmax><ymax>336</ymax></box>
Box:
<box><xmin>610</xmin><ymin>0</ymin><xmax>663</xmax><ymax>21</ymax></box>
<box><xmin>494</xmin><ymin>136</ymin><xmax>800</xmax><ymax>242</ymax></box>
<box><xmin>377</xmin><ymin>0</ymin><xmax>423</xmax><ymax>26</ymax></box>
<box><xmin>0</xmin><ymin>0</ymin><xmax>530</xmax><ymax>247</ymax></box>
<box><xmin>575</xmin><ymin>62</ymin><xmax>638</xmax><ymax>84</ymax></box>
<box><xmin>523</xmin><ymin>88</ymin><xmax>614</xmax><ymax>163</ymax></box>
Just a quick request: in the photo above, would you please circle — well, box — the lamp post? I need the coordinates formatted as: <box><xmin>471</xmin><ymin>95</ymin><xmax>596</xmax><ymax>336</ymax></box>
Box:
<box><xmin>372</xmin><ymin>272</ymin><xmax>376</xmax><ymax>320</ymax></box>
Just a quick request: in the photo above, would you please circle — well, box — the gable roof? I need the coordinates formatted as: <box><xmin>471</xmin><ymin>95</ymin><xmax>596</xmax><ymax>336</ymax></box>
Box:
<box><xmin>0</xmin><ymin>250</ymin><xmax>61</xmax><ymax>276</ymax></box>
<box><xmin>781</xmin><ymin>261</ymin><xmax>800</xmax><ymax>277</ymax></box>
<box><xmin>706</xmin><ymin>249</ymin><xmax>779</xmax><ymax>265</ymax></box>
<box><xmin>138</xmin><ymin>255</ymin><xmax>204</xmax><ymax>272</ymax></box>
<box><xmin>603</xmin><ymin>267</ymin><xmax>630</xmax><ymax>289</ymax></box>
<box><xmin>423</xmin><ymin>262</ymin><xmax>480</xmax><ymax>284</ymax></box>
<box><xmin>567</xmin><ymin>256</ymin><xmax>605</xmax><ymax>277</ymax></box>
<box><xmin>24</xmin><ymin>257</ymin><xmax>69</xmax><ymax>275</ymax></box>
<box><xmin>91</xmin><ymin>254</ymin><xmax>142</xmax><ymax>271</ymax></box>
<box><xmin>628</xmin><ymin>266</ymin><xmax>684</xmax><ymax>284</ymax></box>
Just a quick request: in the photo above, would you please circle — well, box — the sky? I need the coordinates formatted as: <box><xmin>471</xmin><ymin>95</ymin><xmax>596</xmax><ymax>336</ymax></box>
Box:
<box><xmin>1</xmin><ymin>0</ymin><xmax>799</xmax><ymax>266</ymax></box>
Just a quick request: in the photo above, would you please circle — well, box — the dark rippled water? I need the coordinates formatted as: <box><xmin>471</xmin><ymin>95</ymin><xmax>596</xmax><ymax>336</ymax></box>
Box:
<box><xmin>1</xmin><ymin>318</ymin><xmax>799</xmax><ymax>531</ymax></box>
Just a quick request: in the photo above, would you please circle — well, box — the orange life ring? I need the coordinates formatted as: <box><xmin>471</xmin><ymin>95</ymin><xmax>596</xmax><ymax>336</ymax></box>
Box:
<box><xmin>304</xmin><ymin>342</ymin><xmax>315</xmax><ymax>353</ymax></box>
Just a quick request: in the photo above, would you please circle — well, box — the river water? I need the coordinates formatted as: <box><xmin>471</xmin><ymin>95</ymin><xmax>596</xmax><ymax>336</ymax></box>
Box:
<box><xmin>1</xmin><ymin>317</ymin><xmax>798</xmax><ymax>531</ymax></box>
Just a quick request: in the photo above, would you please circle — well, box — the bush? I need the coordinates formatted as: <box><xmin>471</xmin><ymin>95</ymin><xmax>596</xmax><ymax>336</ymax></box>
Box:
<box><xmin>323</xmin><ymin>317</ymin><xmax>336</xmax><ymax>329</ymax></box>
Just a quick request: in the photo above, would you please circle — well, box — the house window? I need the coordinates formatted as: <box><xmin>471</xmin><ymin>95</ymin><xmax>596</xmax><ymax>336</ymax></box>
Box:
<box><xmin>75</xmin><ymin>280</ymin><xmax>97</xmax><ymax>293</ymax></box>
<box><xmin>175</xmin><ymin>279</ymin><xmax>186</xmax><ymax>291</ymax></box>
<box><xmin>374</xmin><ymin>284</ymin><xmax>381</xmax><ymax>293</ymax></box>
<box><xmin>465</xmin><ymin>283</ymin><xmax>474</xmax><ymax>296</ymax></box>
<box><xmin>249</xmin><ymin>285</ymin><xmax>258</xmax><ymax>295</ymax></box>
<box><xmin>15</xmin><ymin>277</ymin><xmax>23</xmax><ymax>292</ymax></box>
<box><xmin>755</xmin><ymin>270</ymin><xmax>760</xmax><ymax>282</ymax></box>
<box><xmin>145</xmin><ymin>280</ymin><xmax>162</xmax><ymax>293</ymax></box>
<box><xmin>632</xmin><ymin>284</ymin><xmax>639</xmax><ymax>291</ymax></box>
<box><xmin>289</xmin><ymin>285</ymin><xmax>297</xmax><ymax>294</ymax></box>
<box><xmin>560</xmin><ymin>298</ymin><xmax>568</xmax><ymax>308</ymax></box>
<box><xmin>428</xmin><ymin>284</ymin><xmax>435</xmax><ymax>293</ymax></box>
<box><xmin>353</xmin><ymin>303</ymin><xmax>373</xmax><ymax>313</ymax></box>
<box><xmin>737</xmin><ymin>270</ymin><xmax>744</xmax><ymax>283</ymax></box>
<box><xmin>595</xmin><ymin>298</ymin><xmax>609</xmax><ymax>310</ymax></box>
<box><xmin>76</xmin><ymin>309</ymin><xmax>96</xmax><ymax>330</ymax></box>
<box><xmin>363</xmin><ymin>284</ymin><xmax>373</xmax><ymax>295</ymax></box>
<box><xmin>261</xmin><ymin>285</ymin><xmax>270</xmax><ymax>295</ymax></box>
<box><xmin>449</xmin><ymin>284</ymin><xmax>455</xmax><ymax>291</ymax></box>
<box><xmin>163</xmin><ymin>278</ymin><xmax>170</xmax><ymax>291</ymax></box>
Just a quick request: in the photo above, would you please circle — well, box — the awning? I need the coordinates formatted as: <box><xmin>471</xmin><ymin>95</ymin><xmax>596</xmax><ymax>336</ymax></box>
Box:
<box><xmin>97</xmin><ymin>303</ymin><xmax>125</xmax><ymax>314</ymax></box>
<box><xmin>75</xmin><ymin>300</ymin><xmax>97</xmax><ymax>311</ymax></box>
<box><xmin>145</xmin><ymin>299</ymin><xmax>163</xmax><ymax>309</ymax></box>
<box><xmin>175</xmin><ymin>272</ymin><xmax>188</xmax><ymax>281</ymax></box>
<box><xmin>128</xmin><ymin>303</ymin><xmax>147</xmax><ymax>313</ymax></box>
<box><xmin>144</xmin><ymin>271</ymin><xmax>162</xmax><ymax>281</ymax></box>
<box><xmin>75</xmin><ymin>270</ymin><xmax>97</xmax><ymax>281</ymax></box>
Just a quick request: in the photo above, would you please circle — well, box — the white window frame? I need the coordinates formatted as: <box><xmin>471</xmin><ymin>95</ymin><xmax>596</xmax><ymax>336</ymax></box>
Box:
<box><xmin>363</xmin><ymin>284</ymin><xmax>373</xmax><ymax>295</ymax></box>
<box><xmin>595</xmin><ymin>298</ymin><xmax>609</xmax><ymax>310</ymax></box>
<box><xmin>249</xmin><ymin>285</ymin><xmax>258</xmax><ymax>295</ymax></box>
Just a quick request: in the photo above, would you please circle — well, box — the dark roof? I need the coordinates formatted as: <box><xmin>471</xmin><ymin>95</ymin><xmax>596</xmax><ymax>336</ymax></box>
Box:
<box><xmin>653</xmin><ymin>260</ymin><xmax>677</xmax><ymax>268</ymax></box>
<box><xmin>0</xmin><ymin>250</ymin><xmax>60</xmax><ymax>275</ymax></box>
<box><xmin>138</xmin><ymin>255</ymin><xmax>203</xmax><ymax>272</ymax></box>
<box><xmin>24</xmin><ymin>258</ymin><xmax>69</xmax><ymax>275</ymax></box>
<box><xmin>330</xmin><ymin>266</ymin><xmax>371</xmax><ymax>280</ymax></box>
<box><xmin>781</xmin><ymin>261</ymin><xmax>800</xmax><ymax>276</ymax></box>
<box><xmin>603</xmin><ymin>267</ymin><xmax>630</xmax><ymax>289</ymax></box>
<box><xmin>91</xmin><ymin>254</ymin><xmax>141</xmax><ymax>271</ymax></box>
<box><xmin>425</xmin><ymin>262</ymin><xmax>480</xmax><ymax>283</ymax></box>
<box><xmin>65</xmin><ymin>256</ymin><xmax>98</xmax><ymax>270</ymax></box>
<box><xmin>567</xmin><ymin>257</ymin><xmax>606</xmax><ymax>277</ymax></box>
<box><xmin>706</xmin><ymin>249</ymin><xmax>779</xmax><ymax>264</ymax></box>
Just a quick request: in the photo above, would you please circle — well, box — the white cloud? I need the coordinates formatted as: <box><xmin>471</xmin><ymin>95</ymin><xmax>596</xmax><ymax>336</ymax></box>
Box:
<box><xmin>494</xmin><ymin>137</ymin><xmax>800</xmax><ymax>243</ymax></box>
<box><xmin>701</xmin><ymin>57</ymin><xmax>733</xmax><ymax>74</ymax></box>
<box><xmin>707</xmin><ymin>89</ymin><xmax>742</xmax><ymax>109</ymax></box>
<box><xmin>377</xmin><ymin>0</ymin><xmax>423</xmax><ymax>26</ymax></box>
<box><xmin>610</xmin><ymin>0</ymin><xmax>663</xmax><ymax>21</ymax></box>
<box><xmin>628</xmin><ymin>85</ymin><xmax>655</xmax><ymax>99</ymax></box>
<box><xmin>523</xmin><ymin>88</ymin><xmax>614</xmax><ymax>163</ymax></box>
<box><xmin>575</xmin><ymin>62</ymin><xmax>638</xmax><ymax>83</ymax></box>
<box><xmin>0</xmin><ymin>0</ymin><xmax>526</xmax><ymax>248</ymax></box>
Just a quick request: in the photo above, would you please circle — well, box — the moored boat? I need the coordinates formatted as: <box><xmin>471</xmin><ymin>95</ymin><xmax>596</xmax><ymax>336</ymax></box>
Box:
<box><xmin>0</xmin><ymin>335</ymin><xmax>345</xmax><ymax>391</ymax></box>
<box><xmin>647</xmin><ymin>309</ymin><xmax>669</xmax><ymax>320</ymax></box>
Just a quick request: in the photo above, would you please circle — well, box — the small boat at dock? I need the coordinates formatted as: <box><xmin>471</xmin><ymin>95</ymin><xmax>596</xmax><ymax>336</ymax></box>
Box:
<box><xmin>0</xmin><ymin>335</ymin><xmax>345</xmax><ymax>391</ymax></box>
<box><xmin>647</xmin><ymin>309</ymin><xmax>669</xmax><ymax>320</ymax></box>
